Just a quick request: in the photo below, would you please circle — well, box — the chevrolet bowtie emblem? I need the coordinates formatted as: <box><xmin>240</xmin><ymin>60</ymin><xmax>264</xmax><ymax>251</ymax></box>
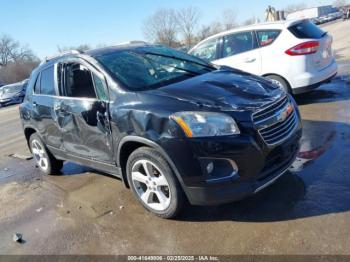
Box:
<box><xmin>278</xmin><ymin>103</ymin><xmax>294</xmax><ymax>122</ymax></box>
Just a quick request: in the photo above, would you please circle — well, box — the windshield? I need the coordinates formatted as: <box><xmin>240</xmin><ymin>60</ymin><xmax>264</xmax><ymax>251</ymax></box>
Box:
<box><xmin>2</xmin><ymin>84</ymin><xmax>23</xmax><ymax>94</ymax></box>
<box><xmin>95</xmin><ymin>46</ymin><xmax>216</xmax><ymax>91</ymax></box>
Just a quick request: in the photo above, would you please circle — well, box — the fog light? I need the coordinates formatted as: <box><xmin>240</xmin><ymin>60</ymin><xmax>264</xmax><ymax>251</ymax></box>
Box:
<box><xmin>206</xmin><ymin>161</ymin><xmax>214</xmax><ymax>174</ymax></box>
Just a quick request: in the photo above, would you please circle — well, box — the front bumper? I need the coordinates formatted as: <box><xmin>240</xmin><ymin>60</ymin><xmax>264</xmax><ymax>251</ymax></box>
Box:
<box><xmin>161</xmin><ymin>117</ymin><xmax>302</xmax><ymax>206</ymax></box>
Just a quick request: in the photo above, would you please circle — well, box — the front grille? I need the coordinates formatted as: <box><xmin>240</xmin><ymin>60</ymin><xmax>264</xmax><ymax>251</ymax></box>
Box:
<box><xmin>252</xmin><ymin>96</ymin><xmax>298</xmax><ymax>146</ymax></box>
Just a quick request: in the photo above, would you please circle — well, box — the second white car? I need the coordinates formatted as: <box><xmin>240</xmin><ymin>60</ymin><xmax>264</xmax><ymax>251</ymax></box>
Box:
<box><xmin>189</xmin><ymin>19</ymin><xmax>337</xmax><ymax>94</ymax></box>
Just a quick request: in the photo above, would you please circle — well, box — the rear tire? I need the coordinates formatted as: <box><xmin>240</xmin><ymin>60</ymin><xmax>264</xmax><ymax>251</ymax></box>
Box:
<box><xmin>29</xmin><ymin>133</ymin><xmax>64</xmax><ymax>175</ymax></box>
<box><xmin>266</xmin><ymin>75</ymin><xmax>291</xmax><ymax>94</ymax></box>
<box><xmin>126</xmin><ymin>147</ymin><xmax>184</xmax><ymax>219</ymax></box>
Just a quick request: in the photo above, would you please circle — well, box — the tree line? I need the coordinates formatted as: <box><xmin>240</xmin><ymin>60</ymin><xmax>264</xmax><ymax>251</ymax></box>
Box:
<box><xmin>0</xmin><ymin>35</ymin><xmax>39</xmax><ymax>85</ymax></box>
<box><xmin>142</xmin><ymin>7</ymin><xmax>259</xmax><ymax>48</ymax></box>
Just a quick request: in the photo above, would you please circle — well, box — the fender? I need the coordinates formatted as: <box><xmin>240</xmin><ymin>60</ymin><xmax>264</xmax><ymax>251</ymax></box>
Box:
<box><xmin>117</xmin><ymin>135</ymin><xmax>186</xmax><ymax>188</ymax></box>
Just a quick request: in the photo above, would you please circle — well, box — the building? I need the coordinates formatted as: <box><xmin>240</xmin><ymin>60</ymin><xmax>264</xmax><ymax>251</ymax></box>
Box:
<box><xmin>286</xmin><ymin>5</ymin><xmax>338</xmax><ymax>20</ymax></box>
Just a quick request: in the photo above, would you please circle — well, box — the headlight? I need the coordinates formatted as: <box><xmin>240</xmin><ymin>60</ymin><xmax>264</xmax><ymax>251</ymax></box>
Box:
<box><xmin>170</xmin><ymin>111</ymin><xmax>240</xmax><ymax>138</ymax></box>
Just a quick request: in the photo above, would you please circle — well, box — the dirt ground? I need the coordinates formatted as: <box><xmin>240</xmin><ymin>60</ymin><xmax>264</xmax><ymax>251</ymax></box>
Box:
<box><xmin>0</xmin><ymin>20</ymin><xmax>350</xmax><ymax>255</ymax></box>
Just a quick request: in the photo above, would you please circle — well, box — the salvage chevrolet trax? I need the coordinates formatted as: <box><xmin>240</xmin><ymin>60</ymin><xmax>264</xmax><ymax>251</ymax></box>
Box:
<box><xmin>20</xmin><ymin>43</ymin><xmax>302</xmax><ymax>218</ymax></box>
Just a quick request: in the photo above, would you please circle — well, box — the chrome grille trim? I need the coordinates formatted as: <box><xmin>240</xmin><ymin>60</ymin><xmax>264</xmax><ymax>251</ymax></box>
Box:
<box><xmin>252</xmin><ymin>96</ymin><xmax>298</xmax><ymax>146</ymax></box>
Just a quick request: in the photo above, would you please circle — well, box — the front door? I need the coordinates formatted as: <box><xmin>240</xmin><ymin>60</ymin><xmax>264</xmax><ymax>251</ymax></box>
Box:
<box><xmin>55</xmin><ymin>59</ymin><xmax>113</xmax><ymax>163</ymax></box>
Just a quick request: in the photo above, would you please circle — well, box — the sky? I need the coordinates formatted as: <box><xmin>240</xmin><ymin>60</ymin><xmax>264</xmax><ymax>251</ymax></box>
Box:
<box><xmin>1</xmin><ymin>0</ymin><xmax>334</xmax><ymax>59</ymax></box>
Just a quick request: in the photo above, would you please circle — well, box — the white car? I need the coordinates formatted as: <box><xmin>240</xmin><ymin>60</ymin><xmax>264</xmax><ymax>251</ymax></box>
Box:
<box><xmin>189</xmin><ymin>19</ymin><xmax>337</xmax><ymax>94</ymax></box>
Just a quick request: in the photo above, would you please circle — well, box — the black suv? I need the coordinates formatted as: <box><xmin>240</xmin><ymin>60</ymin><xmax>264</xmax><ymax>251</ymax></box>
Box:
<box><xmin>20</xmin><ymin>43</ymin><xmax>302</xmax><ymax>218</ymax></box>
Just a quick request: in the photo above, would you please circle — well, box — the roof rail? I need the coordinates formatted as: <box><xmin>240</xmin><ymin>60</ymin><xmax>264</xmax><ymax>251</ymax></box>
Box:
<box><xmin>40</xmin><ymin>50</ymin><xmax>82</xmax><ymax>65</ymax></box>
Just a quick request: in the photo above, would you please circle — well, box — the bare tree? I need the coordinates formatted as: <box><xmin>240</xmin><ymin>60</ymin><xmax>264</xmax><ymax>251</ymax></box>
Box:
<box><xmin>143</xmin><ymin>8</ymin><xmax>179</xmax><ymax>47</ymax></box>
<box><xmin>176</xmin><ymin>6</ymin><xmax>200</xmax><ymax>47</ymax></box>
<box><xmin>197</xmin><ymin>21</ymin><xmax>223</xmax><ymax>41</ymax></box>
<box><xmin>197</xmin><ymin>25</ymin><xmax>212</xmax><ymax>41</ymax></box>
<box><xmin>222</xmin><ymin>9</ymin><xmax>238</xmax><ymax>30</ymax></box>
<box><xmin>0</xmin><ymin>60</ymin><xmax>39</xmax><ymax>84</ymax></box>
<box><xmin>284</xmin><ymin>3</ymin><xmax>307</xmax><ymax>13</ymax></box>
<box><xmin>0</xmin><ymin>35</ymin><xmax>35</xmax><ymax>66</ymax></box>
<box><xmin>57</xmin><ymin>44</ymin><xmax>91</xmax><ymax>53</ymax></box>
<box><xmin>242</xmin><ymin>16</ymin><xmax>259</xmax><ymax>26</ymax></box>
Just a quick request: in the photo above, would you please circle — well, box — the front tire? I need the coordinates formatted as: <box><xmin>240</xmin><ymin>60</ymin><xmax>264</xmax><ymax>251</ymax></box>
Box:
<box><xmin>29</xmin><ymin>133</ymin><xmax>64</xmax><ymax>175</ymax></box>
<box><xmin>126</xmin><ymin>147</ymin><xmax>184</xmax><ymax>219</ymax></box>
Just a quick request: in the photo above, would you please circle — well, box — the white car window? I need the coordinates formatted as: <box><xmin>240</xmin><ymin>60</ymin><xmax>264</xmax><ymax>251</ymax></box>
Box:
<box><xmin>190</xmin><ymin>38</ymin><xmax>219</xmax><ymax>62</ymax></box>
<box><xmin>223</xmin><ymin>31</ymin><xmax>257</xmax><ymax>57</ymax></box>
<box><xmin>256</xmin><ymin>30</ymin><xmax>281</xmax><ymax>47</ymax></box>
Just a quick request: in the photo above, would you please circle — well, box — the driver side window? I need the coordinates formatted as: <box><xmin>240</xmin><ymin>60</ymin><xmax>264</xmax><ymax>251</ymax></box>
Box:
<box><xmin>60</xmin><ymin>63</ymin><xmax>108</xmax><ymax>100</ymax></box>
<box><xmin>61</xmin><ymin>63</ymin><xmax>96</xmax><ymax>98</ymax></box>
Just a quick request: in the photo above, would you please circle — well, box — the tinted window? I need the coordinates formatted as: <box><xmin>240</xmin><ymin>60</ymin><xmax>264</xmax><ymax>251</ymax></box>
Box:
<box><xmin>40</xmin><ymin>66</ymin><xmax>56</xmax><ymax>95</ymax></box>
<box><xmin>63</xmin><ymin>63</ymin><xmax>96</xmax><ymax>98</ymax></box>
<box><xmin>256</xmin><ymin>30</ymin><xmax>281</xmax><ymax>47</ymax></box>
<box><xmin>92</xmin><ymin>73</ymin><xmax>108</xmax><ymax>101</ymax></box>
<box><xmin>288</xmin><ymin>20</ymin><xmax>326</xmax><ymax>39</ymax></box>
<box><xmin>223</xmin><ymin>31</ymin><xmax>257</xmax><ymax>57</ymax></box>
<box><xmin>190</xmin><ymin>38</ymin><xmax>219</xmax><ymax>61</ymax></box>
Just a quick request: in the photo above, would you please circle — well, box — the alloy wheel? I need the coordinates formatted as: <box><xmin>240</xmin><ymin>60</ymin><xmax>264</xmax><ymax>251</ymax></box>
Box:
<box><xmin>31</xmin><ymin>140</ymin><xmax>49</xmax><ymax>171</ymax></box>
<box><xmin>131</xmin><ymin>159</ymin><xmax>171</xmax><ymax>211</ymax></box>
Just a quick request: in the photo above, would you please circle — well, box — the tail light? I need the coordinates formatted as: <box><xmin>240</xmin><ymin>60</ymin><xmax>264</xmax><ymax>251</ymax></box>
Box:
<box><xmin>285</xmin><ymin>41</ymin><xmax>320</xmax><ymax>56</ymax></box>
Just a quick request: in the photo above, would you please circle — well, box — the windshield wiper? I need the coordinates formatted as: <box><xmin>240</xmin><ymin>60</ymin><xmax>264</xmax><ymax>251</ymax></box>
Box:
<box><xmin>322</xmin><ymin>31</ymin><xmax>328</xmax><ymax>37</ymax></box>
<box><xmin>144</xmin><ymin>52</ymin><xmax>216</xmax><ymax>71</ymax></box>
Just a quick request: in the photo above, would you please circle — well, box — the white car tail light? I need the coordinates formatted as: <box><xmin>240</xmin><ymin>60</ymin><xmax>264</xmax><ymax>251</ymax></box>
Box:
<box><xmin>285</xmin><ymin>41</ymin><xmax>320</xmax><ymax>56</ymax></box>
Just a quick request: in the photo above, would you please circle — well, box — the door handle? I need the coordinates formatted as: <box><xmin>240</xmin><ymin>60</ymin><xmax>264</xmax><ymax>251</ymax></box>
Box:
<box><xmin>244</xmin><ymin>57</ymin><xmax>256</xmax><ymax>63</ymax></box>
<box><xmin>33</xmin><ymin>102</ymin><xmax>37</xmax><ymax>107</ymax></box>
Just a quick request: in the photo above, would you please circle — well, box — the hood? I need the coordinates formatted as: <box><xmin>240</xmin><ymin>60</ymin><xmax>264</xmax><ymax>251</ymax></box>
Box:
<box><xmin>150</xmin><ymin>69</ymin><xmax>285</xmax><ymax>111</ymax></box>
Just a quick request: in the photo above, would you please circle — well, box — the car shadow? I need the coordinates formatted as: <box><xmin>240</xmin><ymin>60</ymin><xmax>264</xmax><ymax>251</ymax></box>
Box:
<box><xmin>177</xmin><ymin>119</ymin><xmax>350</xmax><ymax>222</ymax></box>
<box><xmin>294</xmin><ymin>79</ymin><xmax>350</xmax><ymax>106</ymax></box>
<box><xmin>294</xmin><ymin>61</ymin><xmax>350</xmax><ymax>106</ymax></box>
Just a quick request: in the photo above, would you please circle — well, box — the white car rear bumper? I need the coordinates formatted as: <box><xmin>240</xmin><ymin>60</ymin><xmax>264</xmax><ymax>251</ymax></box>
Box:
<box><xmin>291</xmin><ymin>59</ymin><xmax>338</xmax><ymax>94</ymax></box>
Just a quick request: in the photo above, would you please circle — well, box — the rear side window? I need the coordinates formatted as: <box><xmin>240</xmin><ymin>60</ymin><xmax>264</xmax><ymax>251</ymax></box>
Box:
<box><xmin>222</xmin><ymin>31</ymin><xmax>257</xmax><ymax>57</ymax></box>
<box><xmin>256</xmin><ymin>30</ymin><xmax>281</xmax><ymax>47</ymax></box>
<box><xmin>288</xmin><ymin>20</ymin><xmax>326</xmax><ymax>39</ymax></box>
<box><xmin>190</xmin><ymin>38</ymin><xmax>219</xmax><ymax>62</ymax></box>
<box><xmin>40</xmin><ymin>66</ymin><xmax>56</xmax><ymax>95</ymax></box>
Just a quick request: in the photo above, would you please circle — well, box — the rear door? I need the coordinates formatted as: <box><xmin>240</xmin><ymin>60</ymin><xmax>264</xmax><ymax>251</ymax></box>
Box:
<box><xmin>214</xmin><ymin>30</ymin><xmax>262</xmax><ymax>75</ymax></box>
<box><xmin>288</xmin><ymin>20</ymin><xmax>333</xmax><ymax>71</ymax></box>
<box><xmin>31</xmin><ymin>65</ymin><xmax>62</xmax><ymax>149</ymax></box>
<box><xmin>55</xmin><ymin>58</ymin><xmax>114</xmax><ymax>163</ymax></box>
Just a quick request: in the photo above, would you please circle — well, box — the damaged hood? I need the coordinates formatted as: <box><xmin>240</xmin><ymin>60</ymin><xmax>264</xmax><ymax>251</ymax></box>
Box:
<box><xmin>150</xmin><ymin>69</ymin><xmax>285</xmax><ymax>111</ymax></box>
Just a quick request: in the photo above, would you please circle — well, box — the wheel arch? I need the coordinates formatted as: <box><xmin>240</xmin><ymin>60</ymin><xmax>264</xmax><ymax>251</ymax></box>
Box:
<box><xmin>262</xmin><ymin>73</ymin><xmax>292</xmax><ymax>92</ymax></box>
<box><xmin>24</xmin><ymin>126</ymin><xmax>39</xmax><ymax>152</ymax></box>
<box><xmin>117</xmin><ymin>136</ymin><xmax>185</xmax><ymax>189</ymax></box>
